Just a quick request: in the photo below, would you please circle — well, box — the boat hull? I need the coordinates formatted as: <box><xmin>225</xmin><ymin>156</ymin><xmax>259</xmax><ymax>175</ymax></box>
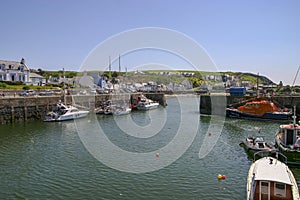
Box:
<box><xmin>275</xmin><ymin>136</ymin><xmax>300</xmax><ymax>166</ymax></box>
<box><xmin>226</xmin><ymin>109</ymin><xmax>290</xmax><ymax>121</ymax></box>
<box><xmin>137</xmin><ymin>103</ymin><xmax>159</xmax><ymax>110</ymax></box>
<box><xmin>44</xmin><ymin>111</ymin><xmax>89</xmax><ymax>122</ymax></box>
<box><xmin>239</xmin><ymin>141</ymin><xmax>277</xmax><ymax>160</ymax></box>
<box><xmin>113</xmin><ymin>108</ymin><xmax>131</xmax><ymax>116</ymax></box>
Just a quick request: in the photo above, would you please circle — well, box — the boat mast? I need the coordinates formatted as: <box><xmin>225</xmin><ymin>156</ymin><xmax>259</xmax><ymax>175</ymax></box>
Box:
<box><xmin>256</xmin><ymin>72</ymin><xmax>259</xmax><ymax>97</ymax></box>
<box><xmin>292</xmin><ymin>66</ymin><xmax>300</xmax><ymax>92</ymax></box>
<box><xmin>109</xmin><ymin>56</ymin><xmax>111</xmax><ymax>75</ymax></box>
<box><xmin>63</xmin><ymin>68</ymin><xmax>66</xmax><ymax>105</ymax></box>
<box><xmin>119</xmin><ymin>54</ymin><xmax>121</xmax><ymax>72</ymax></box>
<box><xmin>293</xmin><ymin>105</ymin><xmax>297</xmax><ymax>127</ymax></box>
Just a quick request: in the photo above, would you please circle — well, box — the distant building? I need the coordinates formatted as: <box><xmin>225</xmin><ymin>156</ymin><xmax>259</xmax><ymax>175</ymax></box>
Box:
<box><xmin>0</xmin><ymin>58</ymin><xmax>30</xmax><ymax>82</ymax></box>
<box><xmin>78</xmin><ymin>72</ymin><xmax>94</xmax><ymax>87</ymax></box>
<box><xmin>89</xmin><ymin>73</ymin><xmax>107</xmax><ymax>88</ymax></box>
<box><xmin>29</xmin><ymin>73</ymin><xmax>46</xmax><ymax>86</ymax></box>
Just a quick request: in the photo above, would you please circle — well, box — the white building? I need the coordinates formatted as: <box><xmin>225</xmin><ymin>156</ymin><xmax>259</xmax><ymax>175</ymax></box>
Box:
<box><xmin>0</xmin><ymin>58</ymin><xmax>30</xmax><ymax>82</ymax></box>
<box><xmin>29</xmin><ymin>73</ymin><xmax>46</xmax><ymax>86</ymax></box>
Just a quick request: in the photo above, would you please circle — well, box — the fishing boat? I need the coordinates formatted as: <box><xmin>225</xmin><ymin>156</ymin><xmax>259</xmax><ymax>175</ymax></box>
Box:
<box><xmin>137</xmin><ymin>97</ymin><xmax>159</xmax><ymax>110</ymax></box>
<box><xmin>275</xmin><ymin>107</ymin><xmax>300</xmax><ymax>166</ymax></box>
<box><xmin>44</xmin><ymin>101</ymin><xmax>89</xmax><ymax>122</ymax></box>
<box><xmin>240</xmin><ymin>136</ymin><xmax>277</xmax><ymax>158</ymax></box>
<box><xmin>226</xmin><ymin>100</ymin><xmax>291</xmax><ymax>120</ymax></box>
<box><xmin>246</xmin><ymin>155</ymin><xmax>299</xmax><ymax>200</ymax></box>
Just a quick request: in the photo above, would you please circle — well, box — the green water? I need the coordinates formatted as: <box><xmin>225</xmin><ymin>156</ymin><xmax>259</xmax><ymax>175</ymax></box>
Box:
<box><xmin>0</xmin><ymin>96</ymin><xmax>299</xmax><ymax>199</ymax></box>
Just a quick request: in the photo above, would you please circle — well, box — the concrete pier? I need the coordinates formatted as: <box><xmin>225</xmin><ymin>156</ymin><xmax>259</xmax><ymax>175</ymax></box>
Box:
<box><xmin>0</xmin><ymin>93</ymin><xmax>166</xmax><ymax>124</ymax></box>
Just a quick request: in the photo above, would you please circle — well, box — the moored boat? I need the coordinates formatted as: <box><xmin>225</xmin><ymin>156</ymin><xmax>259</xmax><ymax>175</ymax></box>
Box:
<box><xmin>275</xmin><ymin>107</ymin><xmax>300</xmax><ymax>166</ymax></box>
<box><xmin>246</xmin><ymin>155</ymin><xmax>299</xmax><ymax>200</ymax></box>
<box><xmin>94</xmin><ymin>107</ymin><xmax>104</xmax><ymax>114</ymax></box>
<box><xmin>240</xmin><ymin>136</ymin><xmax>277</xmax><ymax>158</ymax></box>
<box><xmin>226</xmin><ymin>100</ymin><xmax>291</xmax><ymax>121</ymax></box>
<box><xmin>137</xmin><ymin>97</ymin><xmax>159</xmax><ymax>110</ymax></box>
<box><xmin>44</xmin><ymin>101</ymin><xmax>89</xmax><ymax>122</ymax></box>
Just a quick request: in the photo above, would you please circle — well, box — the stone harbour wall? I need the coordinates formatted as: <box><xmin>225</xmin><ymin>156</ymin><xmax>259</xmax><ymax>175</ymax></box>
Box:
<box><xmin>0</xmin><ymin>93</ymin><xmax>166</xmax><ymax>124</ymax></box>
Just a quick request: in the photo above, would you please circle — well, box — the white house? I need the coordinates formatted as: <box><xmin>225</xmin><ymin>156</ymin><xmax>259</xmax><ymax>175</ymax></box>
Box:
<box><xmin>0</xmin><ymin>58</ymin><xmax>30</xmax><ymax>82</ymax></box>
<box><xmin>29</xmin><ymin>72</ymin><xmax>46</xmax><ymax>86</ymax></box>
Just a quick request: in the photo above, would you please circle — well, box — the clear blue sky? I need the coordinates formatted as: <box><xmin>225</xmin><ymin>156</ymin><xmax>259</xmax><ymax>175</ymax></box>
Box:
<box><xmin>1</xmin><ymin>0</ymin><xmax>300</xmax><ymax>85</ymax></box>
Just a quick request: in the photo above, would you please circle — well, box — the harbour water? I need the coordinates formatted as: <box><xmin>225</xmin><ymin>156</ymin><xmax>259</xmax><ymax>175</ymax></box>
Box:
<box><xmin>0</xmin><ymin>96</ymin><xmax>299</xmax><ymax>199</ymax></box>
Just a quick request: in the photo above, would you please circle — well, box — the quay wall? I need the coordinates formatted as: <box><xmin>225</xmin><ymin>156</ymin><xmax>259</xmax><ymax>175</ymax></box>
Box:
<box><xmin>0</xmin><ymin>93</ymin><xmax>166</xmax><ymax>124</ymax></box>
<box><xmin>200</xmin><ymin>95</ymin><xmax>300</xmax><ymax>116</ymax></box>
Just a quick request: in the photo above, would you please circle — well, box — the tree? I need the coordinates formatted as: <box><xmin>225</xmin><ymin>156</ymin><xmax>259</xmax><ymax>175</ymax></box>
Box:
<box><xmin>112</xmin><ymin>71</ymin><xmax>118</xmax><ymax>78</ymax></box>
<box><xmin>37</xmin><ymin>68</ymin><xmax>45</xmax><ymax>76</ymax></box>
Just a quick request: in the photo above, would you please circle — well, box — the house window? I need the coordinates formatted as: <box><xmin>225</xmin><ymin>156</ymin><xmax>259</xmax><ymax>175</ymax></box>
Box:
<box><xmin>274</xmin><ymin>183</ymin><xmax>286</xmax><ymax>197</ymax></box>
<box><xmin>0</xmin><ymin>64</ymin><xmax>5</xmax><ymax>71</ymax></box>
<box><xmin>19</xmin><ymin>75</ymin><xmax>22</xmax><ymax>81</ymax></box>
<box><xmin>3</xmin><ymin>74</ymin><xmax>6</xmax><ymax>80</ymax></box>
<box><xmin>20</xmin><ymin>66</ymin><xmax>24</xmax><ymax>72</ymax></box>
<box><xmin>0</xmin><ymin>75</ymin><xmax>2</xmax><ymax>81</ymax></box>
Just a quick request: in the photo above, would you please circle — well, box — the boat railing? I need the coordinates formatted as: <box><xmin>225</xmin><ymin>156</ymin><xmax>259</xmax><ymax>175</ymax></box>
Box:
<box><xmin>253</xmin><ymin>151</ymin><xmax>287</xmax><ymax>164</ymax></box>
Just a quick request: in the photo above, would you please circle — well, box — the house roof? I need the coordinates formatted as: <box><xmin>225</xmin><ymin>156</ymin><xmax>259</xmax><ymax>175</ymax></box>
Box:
<box><xmin>29</xmin><ymin>72</ymin><xmax>45</xmax><ymax>79</ymax></box>
<box><xmin>0</xmin><ymin>59</ymin><xmax>29</xmax><ymax>71</ymax></box>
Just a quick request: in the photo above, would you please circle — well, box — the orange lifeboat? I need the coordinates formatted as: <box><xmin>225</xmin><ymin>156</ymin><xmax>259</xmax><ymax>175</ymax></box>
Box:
<box><xmin>226</xmin><ymin>100</ymin><xmax>291</xmax><ymax>120</ymax></box>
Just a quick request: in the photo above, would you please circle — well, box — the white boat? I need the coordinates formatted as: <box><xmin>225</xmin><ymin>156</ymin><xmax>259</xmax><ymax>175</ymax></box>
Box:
<box><xmin>113</xmin><ymin>106</ymin><xmax>131</xmax><ymax>116</ymax></box>
<box><xmin>137</xmin><ymin>98</ymin><xmax>159</xmax><ymax>110</ymax></box>
<box><xmin>94</xmin><ymin>107</ymin><xmax>104</xmax><ymax>114</ymax></box>
<box><xmin>247</xmin><ymin>155</ymin><xmax>299</xmax><ymax>200</ymax></box>
<box><xmin>44</xmin><ymin>101</ymin><xmax>89</xmax><ymax>122</ymax></box>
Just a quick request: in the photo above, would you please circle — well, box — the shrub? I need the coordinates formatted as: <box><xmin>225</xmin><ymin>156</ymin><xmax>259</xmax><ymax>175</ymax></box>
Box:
<box><xmin>0</xmin><ymin>82</ymin><xmax>7</xmax><ymax>88</ymax></box>
<box><xmin>0</xmin><ymin>81</ymin><xmax>24</xmax><ymax>86</ymax></box>
<box><xmin>22</xmin><ymin>85</ymin><xmax>30</xmax><ymax>90</ymax></box>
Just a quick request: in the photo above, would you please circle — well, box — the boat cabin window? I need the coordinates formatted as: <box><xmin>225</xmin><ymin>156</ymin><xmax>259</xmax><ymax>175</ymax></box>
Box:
<box><xmin>257</xmin><ymin>142</ymin><xmax>264</xmax><ymax>148</ymax></box>
<box><xmin>260</xmin><ymin>181</ymin><xmax>269</xmax><ymax>194</ymax></box>
<box><xmin>254</xmin><ymin>137</ymin><xmax>264</xmax><ymax>143</ymax></box>
<box><xmin>286</xmin><ymin>129</ymin><xmax>295</xmax><ymax>145</ymax></box>
<box><xmin>274</xmin><ymin>183</ymin><xmax>286</xmax><ymax>197</ymax></box>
